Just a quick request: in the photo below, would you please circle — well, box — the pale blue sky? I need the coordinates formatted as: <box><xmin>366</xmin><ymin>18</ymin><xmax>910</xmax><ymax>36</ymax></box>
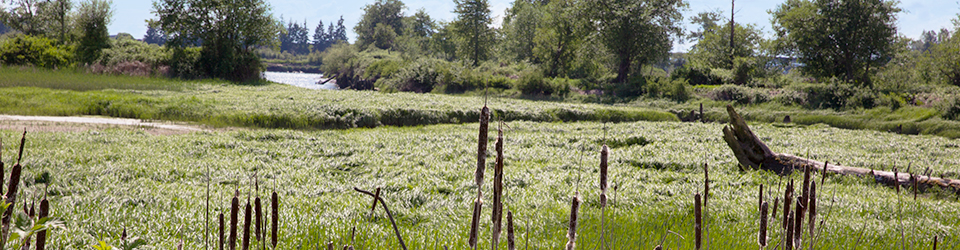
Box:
<box><xmin>104</xmin><ymin>0</ymin><xmax>959</xmax><ymax>52</ymax></box>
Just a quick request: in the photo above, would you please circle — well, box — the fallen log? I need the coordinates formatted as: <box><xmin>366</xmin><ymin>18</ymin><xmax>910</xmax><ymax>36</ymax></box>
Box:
<box><xmin>721</xmin><ymin>105</ymin><xmax>960</xmax><ymax>190</ymax></box>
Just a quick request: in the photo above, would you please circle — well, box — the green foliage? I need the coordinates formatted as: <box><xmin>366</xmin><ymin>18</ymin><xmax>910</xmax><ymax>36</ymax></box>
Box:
<box><xmin>938</xmin><ymin>95</ymin><xmax>960</xmax><ymax>121</ymax></box>
<box><xmin>501</xmin><ymin>0</ymin><xmax>542</xmax><ymax>62</ymax></box>
<box><xmin>152</xmin><ymin>0</ymin><xmax>280</xmax><ymax>82</ymax></box>
<box><xmin>167</xmin><ymin>47</ymin><xmax>201</xmax><ymax>79</ymax></box>
<box><xmin>771</xmin><ymin>0</ymin><xmax>900</xmax><ymax>85</ymax></box>
<box><xmin>687</xmin><ymin>21</ymin><xmax>764</xmax><ymax>71</ymax></box>
<box><xmin>644</xmin><ymin>76</ymin><xmax>690</xmax><ymax>102</ymax></box>
<box><xmin>75</xmin><ymin>0</ymin><xmax>113</xmax><ymax>64</ymax></box>
<box><xmin>96</xmin><ymin>35</ymin><xmax>168</xmax><ymax>67</ymax></box>
<box><xmin>355</xmin><ymin>0</ymin><xmax>406</xmax><ymax>50</ymax></box>
<box><xmin>0</xmin><ymin>34</ymin><xmax>73</xmax><ymax>68</ymax></box>
<box><xmin>587</xmin><ymin>0</ymin><xmax>685</xmax><ymax>83</ymax></box>
<box><xmin>452</xmin><ymin>0</ymin><xmax>493</xmax><ymax>66</ymax></box>
<box><xmin>514</xmin><ymin>70</ymin><xmax>571</xmax><ymax>97</ymax></box>
<box><xmin>671</xmin><ymin>64</ymin><xmax>723</xmax><ymax>85</ymax></box>
<box><xmin>533</xmin><ymin>0</ymin><xmax>586</xmax><ymax>77</ymax></box>
<box><xmin>921</xmin><ymin>29</ymin><xmax>960</xmax><ymax>86</ymax></box>
<box><xmin>706</xmin><ymin>84</ymin><xmax>769</xmax><ymax>104</ymax></box>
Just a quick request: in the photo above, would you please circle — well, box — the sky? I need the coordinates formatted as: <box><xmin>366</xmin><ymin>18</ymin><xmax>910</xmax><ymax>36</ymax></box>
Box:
<box><xmin>107</xmin><ymin>0</ymin><xmax>959</xmax><ymax>52</ymax></box>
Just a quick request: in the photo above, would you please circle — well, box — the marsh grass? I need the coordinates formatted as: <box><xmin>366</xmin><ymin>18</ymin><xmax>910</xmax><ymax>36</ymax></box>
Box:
<box><xmin>3</xmin><ymin>120</ymin><xmax>960</xmax><ymax>249</ymax></box>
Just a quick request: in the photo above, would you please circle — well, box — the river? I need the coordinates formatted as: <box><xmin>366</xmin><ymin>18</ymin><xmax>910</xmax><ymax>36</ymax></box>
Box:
<box><xmin>262</xmin><ymin>71</ymin><xmax>338</xmax><ymax>90</ymax></box>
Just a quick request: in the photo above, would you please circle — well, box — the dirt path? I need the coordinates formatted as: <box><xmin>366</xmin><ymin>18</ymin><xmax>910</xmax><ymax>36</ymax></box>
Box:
<box><xmin>0</xmin><ymin>115</ymin><xmax>213</xmax><ymax>135</ymax></box>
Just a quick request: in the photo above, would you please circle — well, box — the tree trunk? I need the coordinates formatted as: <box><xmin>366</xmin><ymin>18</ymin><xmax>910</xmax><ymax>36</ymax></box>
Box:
<box><xmin>615</xmin><ymin>57</ymin><xmax>631</xmax><ymax>84</ymax></box>
<box><xmin>721</xmin><ymin>105</ymin><xmax>960</xmax><ymax>190</ymax></box>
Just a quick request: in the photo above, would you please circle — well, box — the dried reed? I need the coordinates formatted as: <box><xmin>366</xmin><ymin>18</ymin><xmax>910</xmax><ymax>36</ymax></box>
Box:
<box><xmin>565</xmin><ymin>193</ymin><xmax>580</xmax><ymax>250</ymax></box>
<box><xmin>492</xmin><ymin>127</ymin><xmax>505</xmax><ymax>249</ymax></box>
<box><xmin>759</xmin><ymin>201</ymin><xmax>768</xmax><ymax>249</ymax></box>
<box><xmin>695</xmin><ymin>192</ymin><xmax>702</xmax><ymax>250</ymax></box>
<box><xmin>242</xmin><ymin>198</ymin><xmax>252</xmax><ymax>250</ymax></box>
<box><xmin>600</xmin><ymin>145</ymin><xmax>608</xmax><ymax>207</ymax></box>
<box><xmin>271</xmin><ymin>191</ymin><xmax>279</xmax><ymax>248</ymax></box>
<box><xmin>469</xmin><ymin>197</ymin><xmax>482</xmax><ymax>249</ymax></box>
<box><xmin>476</xmin><ymin>106</ymin><xmax>491</xmax><ymax>188</ymax></box>
<box><xmin>229</xmin><ymin>194</ymin><xmax>239</xmax><ymax>250</ymax></box>
<box><xmin>506</xmin><ymin>210</ymin><xmax>515</xmax><ymax>250</ymax></box>
<box><xmin>219</xmin><ymin>212</ymin><xmax>225</xmax><ymax>250</ymax></box>
<box><xmin>808</xmin><ymin>182</ymin><xmax>817</xmax><ymax>249</ymax></box>
<box><xmin>36</xmin><ymin>198</ymin><xmax>48</xmax><ymax>250</ymax></box>
<box><xmin>255</xmin><ymin>196</ymin><xmax>262</xmax><ymax>241</ymax></box>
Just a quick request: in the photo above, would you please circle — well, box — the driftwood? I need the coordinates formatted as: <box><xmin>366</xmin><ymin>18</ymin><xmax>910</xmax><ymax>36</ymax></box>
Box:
<box><xmin>721</xmin><ymin>105</ymin><xmax>960</xmax><ymax>190</ymax></box>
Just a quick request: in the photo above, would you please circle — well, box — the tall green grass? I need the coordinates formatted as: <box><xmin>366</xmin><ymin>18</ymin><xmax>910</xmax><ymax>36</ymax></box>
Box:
<box><xmin>7</xmin><ymin>120</ymin><xmax>958</xmax><ymax>249</ymax></box>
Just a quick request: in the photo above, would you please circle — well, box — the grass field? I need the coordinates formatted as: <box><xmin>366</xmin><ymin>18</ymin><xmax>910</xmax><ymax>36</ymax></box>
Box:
<box><xmin>1</xmin><ymin>67</ymin><xmax>959</xmax><ymax>249</ymax></box>
<box><xmin>4</xmin><ymin>119</ymin><xmax>958</xmax><ymax>249</ymax></box>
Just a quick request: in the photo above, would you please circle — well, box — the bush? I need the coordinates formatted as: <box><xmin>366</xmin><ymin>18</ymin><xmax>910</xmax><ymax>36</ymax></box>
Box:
<box><xmin>671</xmin><ymin>64</ymin><xmax>723</xmax><ymax>85</ymax></box>
<box><xmin>706</xmin><ymin>84</ymin><xmax>770</xmax><ymax>105</ymax></box>
<box><xmin>939</xmin><ymin>95</ymin><xmax>960</xmax><ymax>121</ymax></box>
<box><xmin>167</xmin><ymin>47</ymin><xmax>202</xmax><ymax>79</ymax></box>
<box><xmin>644</xmin><ymin>76</ymin><xmax>690</xmax><ymax>102</ymax></box>
<box><xmin>732</xmin><ymin>56</ymin><xmax>755</xmax><ymax>85</ymax></box>
<box><xmin>0</xmin><ymin>34</ymin><xmax>73</xmax><ymax>68</ymax></box>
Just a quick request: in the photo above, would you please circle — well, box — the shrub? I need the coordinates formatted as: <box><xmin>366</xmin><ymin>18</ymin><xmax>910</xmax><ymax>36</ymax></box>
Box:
<box><xmin>644</xmin><ymin>77</ymin><xmax>690</xmax><ymax>102</ymax></box>
<box><xmin>732</xmin><ymin>57</ymin><xmax>755</xmax><ymax>85</ymax></box>
<box><xmin>0</xmin><ymin>34</ymin><xmax>73</xmax><ymax>68</ymax></box>
<box><xmin>939</xmin><ymin>95</ymin><xmax>960</xmax><ymax>121</ymax></box>
<box><xmin>167</xmin><ymin>47</ymin><xmax>203</xmax><ymax>79</ymax></box>
<box><xmin>706</xmin><ymin>84</ymin><xmax>770</xmax><ymax>104</ymax></box>
<box><xmin>671</xmin><ymin>64</ymin><xmax>723</xmax><ymax>85</ymax></box>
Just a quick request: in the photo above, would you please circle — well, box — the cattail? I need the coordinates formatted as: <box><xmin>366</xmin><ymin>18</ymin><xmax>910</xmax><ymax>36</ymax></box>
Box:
<box><xmin>492</xmin><ymin>127</ymin><xmax>505</xmax><ymax>249</ymax></box>
<box><xmin>782</xmin><ymin>180</ymin><xmax>793</xmax><ymax>230</ymax></box>
<box><xmin>771</xmin><ymin>197</ymin><xmax>779</xmax><ymax>220</ymax></box>
<box><xmin>468</xmin><ymin>197</ymin><xmax>483</xmax><ymax>248</ymax></box>
<box><xmin>219</xmin><ymin>212</ymin><xmax>225</xmax><ymax>250</ymax></box>
<box><xmin>476</xmin><ymin>106</ymin><xmax>491</xmax><ymax>187</ymax></box>
<box><xmin>22</xmin><ymin>201</ymin><xmax>33</xmax><ymax>250</ymax></box>
<box><xmin>36</xmin><ymin>198</ymin><xmax>49</xmax><ymax>250</ymax></box>
<box><xmin>793</xmin><ymin>199</ymin><xmax>803</xmax><ymax>248</ymax></box>
<box><xmin>600</xmin><ymin>145</ymin><xmax>609</xmax><ymax>207</ymax></box>
<box><xmin>369</xmin><ymin>188</ymin><xmax>381</xmax><ymax>221</ymax></box>
<box><xmin>703</xmin><ymin>163</ymin><xmax>709</xmax><ymax>211</ymax></box>
<box><xmin>654</xmin><ymin>245</ymin><xmax>662</xmax><ymax>250</ymax></box>
<box><xmin>759</xmin><ymin>201</ymin><xmax>768</xmax><ymax>248</ymax></box>
<box><xmin>808</xmin><ymin>182</ymin><xmax>817</xmax><ymax>246</ymax></box>
<box><xmin>894</xmin><ymin>167</ymin><xmax>900</xmax><ymax>194</ymax></box>
<box><xmin>565</xmin><ymin>193</ymin><xmax>580</xmax><ymax>250</ymax></box>
<box><xmin>229</xmin><ymin>194</ymin><xmax>239</xmax><ymax>250</ymax></box>
<box><xmin>507</xmin><ymin>210</ymin><xmax>515</xmax><ymax>250</ymax></box>
<box><xmin>820</xmin><ymin>162</ymin><xmax>828</xmax><ymax>186</ymax></box>
<box><xmin>271</xmin><ymin>191</ymin><xmax>279</xmax><ymax>248</ymax></box>
<box><xmin>242</xmin><ymin>198</ymin><xmax>252</xmax><ymax>250</ymax></box>
<box><xmin>254</xmin><ymin>196</ymin><xmax>262</xmax><ymax>241</ymax></box>
<box><xmin>912</xmin><ymin>173</ymin><xmax>918</xmax><ymax>200</ymax></box>
<box><xmin>785</xmin><ymin>211</ymin><xmax>794</xmax><ymax>250</ymax></box>
<box><xmin>758</xmin><ymin>184</ymin><xmax>764</xmax><ymax>211</ymax></box>
<box><xmin>0</xmin><ymin>138</ymin><xmax>4</xmax><ymax>196</ymax></box>
<box><xmin>327</xmin><ymin>241</ymin><xmax>334</xmax><ymax>250</ymax></box>
<box><xmin>695</xmin><ymin>192</ymin><xmax>702</xmax><ymax>250</ymax></box>
<box><xmin>802</xmin><ymin>165</ymin><xmax>811</xmax><ymax>209</ymax></box>
<box><xmin>933</xmin><ymin>235</ymin><xmax>938</xmax><ymax>250</ymax></box>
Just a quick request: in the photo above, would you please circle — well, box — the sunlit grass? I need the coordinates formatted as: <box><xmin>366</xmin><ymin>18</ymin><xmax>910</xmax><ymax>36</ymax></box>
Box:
<box><xmin>4</xmin><ymin>120</ymin><xmax>958</xmax><ymax>249</ymax></box>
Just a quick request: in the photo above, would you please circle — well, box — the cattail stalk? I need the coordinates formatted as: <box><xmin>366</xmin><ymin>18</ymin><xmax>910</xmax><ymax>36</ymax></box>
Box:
<box><xmin>242</xmin><ymin>199</ymin><xmax>252</xmax><ymax>250</ymax></box>
<box><xmin>695</xmin><ymin>192</ymin><xmax>702</xmax><ymax>250</ymax></box>
<box><xmin>219</xmin><ymin>212</ymin><xmax>225</xmax><ymax>250</ymax></box>
<box><xmin>36</xmin><ymin>198</ymin><xmax>49</xmax><ymax>250</ymax></box>
<box><xmin>229</xmin><ymin>194</ymin><xmax>239</xmax><ymax>250</ymax></box>
<box><xmin>702</xmin><ymin>163</ymin><xmax>709</xmax><ymax>249</ymax></box>
<box><xmin>468</xmin><ymin>197</ymin><xmax>483</xmax><ymax>249</ymax></box>
<box><xmin>793</xmin><ymin>199</ymin><xmax>803</xmax><ymax>248</ymax></box>
<box><xmin>785</xmin><ymin>211</ymin><xmax>794</xmax><ymax>250</ymax></box>
<box><xmin>807</xmin><ymin>182</ymin><xmax>817</xmax><ymax>249</ymax></box>
<box><xmin>476</xmin><ymin>106</ymin><xmax>490</xmax><ymax>188</ymax></box>
<box><xmin>492</xmin><ymin>128</ymin><xmax>505</xmax><ymax>250</ymax></box>
<box><xmin>506</xmin><ymin>211</ymin><xmax>515</xmax><ymax>250</ymax></box>
<box><xmin>1</xmin><ymin>131</ymin><xmax>25</xmax><ymax>249</ymax></box>
<box><xmin>782</xmin><ymin>180</ymin><xmax>793</xmax><ymax>230</ymax></box>
<box><xmin>759</xmin><ymin>201</ymin><xmax>768</xmax><ymax>249</ymax></box>
<box><xmin>255</xmin><ymin>196</ymin><xmax>262</xmax><ymax>242</ymax></box>
<box><xmin>271</xmin><ymin>191</ymin><xmax>279</xmax><ymax>248</ymax></box>
<box><xmin>600</xmin><ymin>145</ymin><xmax>609</xmax><ymax>207</ymax></box>
<box><xmin>565</xmin><ymin>193</ymin><xmax>580</xmax><ymax>250</ymax></box>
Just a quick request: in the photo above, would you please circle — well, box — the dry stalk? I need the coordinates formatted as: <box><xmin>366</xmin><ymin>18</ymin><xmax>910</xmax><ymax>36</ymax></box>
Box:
<box><xmin>703</xmin><ymin>163</ymin><xmax>709</xmax><ymax>249</ymax></box>
<box><xmin>565</xmin><ymin>192</ymin><xmax>580</xmax><ymax>250</ymax></box>
<box><xmin>242</xmin><ymin>198</ymin><xmax>252</xmax><ymax>250</ymax></box>
<box><xmin>254</xmin><ymin>196</ymin><xmax>262</xmax><ymax>242</ymax></box>
<box><xmin>219</xmin><ymin>212</ymin><xmax>225</xmax><ymax>250</ymax></box>
<box><xmin>506</xmin><ymin>210</ymin><xmax>515</xmax><ymax>250</ymax></box>
<box><xmin>492</xmin><ymin>126</ymin><xmax>505</xmax><ymax>250</ymax></box>
<box><xmin>369</xmin><ymin>188</ymin><xmax>381</xmax><ymax>221</ymax></box>
<box><xmin>695</xmin><ymin>192</ymin><xmax>702</xmax><ymax>250</ymax></box>
<box><xmin>469</xmin><ymin>197</ymin><xmax>482</xmax><ymax>249</ymax></box>
<box><xmin>36</xmin><ymin>197</ymin><xmax>49</xmax><ymax>250</ymax></box>
<box><xmin>759</xmin><ymin>201</ymin><xmax>768</xmax><ymax>249</ymax></box>
<box><xmin>229</xmin><ymin>194</ymin><xmax>239</xmax><ymax>250</ymax></box>
<box><xmin>807</xmin><ymin>182</ymin><xmax>817</xmax><ymax>249</ymax></box>
<box><xmin>271</xmin><ymin>191</ymin><xmax>279</xmax><ymax>248</ymax></box>
<box><xmin>354</xmin><ymin>187</ymin><xmax>407</xmax><ymax>250</ymax></box>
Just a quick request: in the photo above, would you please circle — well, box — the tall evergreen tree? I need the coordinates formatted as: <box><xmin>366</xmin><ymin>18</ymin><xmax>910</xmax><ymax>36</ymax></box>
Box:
<box><xmin>452</xmin><ymin>0</ymin><xmax>492</xmax><ymax>66</ymax></box>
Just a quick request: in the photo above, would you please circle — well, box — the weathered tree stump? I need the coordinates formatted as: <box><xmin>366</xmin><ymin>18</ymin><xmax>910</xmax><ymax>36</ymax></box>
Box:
<box><xmin>721</xmin><ymin>105</ymin><xmax>960</xmax><ymax>190</ymax></box>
